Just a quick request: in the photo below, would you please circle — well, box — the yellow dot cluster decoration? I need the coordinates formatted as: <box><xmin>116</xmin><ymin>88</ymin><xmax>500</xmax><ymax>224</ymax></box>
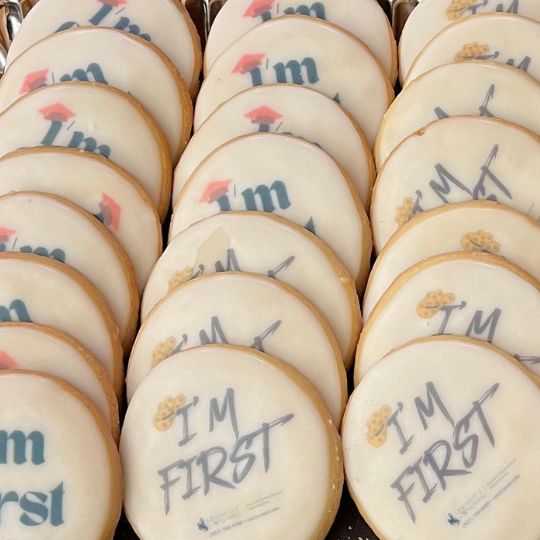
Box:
<box><xmin>168</xmin><ymin>266</ymin><xmax>193</xmax><ymax>291</ymax></box>
<box><xmin>395</xmin><ymin>197</ymin><xmax>414</xmax><ymax>227</ymax></box>
<box><xmin>446</xmin><ymin>0</ymin><xmax>477</xmax><ymax>20</ymax></box>
<box><xmin>151</xmin><ymin>336</ymin><xmax>177</xmax><ymax>367</ymax></box>
<box><xmin>417</xmin><ymin>290</ymin><xmax>456</xmax><ymax>319</ymax></box>
<box><xmin>366</xmin><ymin>405</ymin><xmax>392</xmax><ymax>448</ymax></box>
<box><xmin>153</xmin><ymin>395</ymin><xmax>187</xmax><ymax>431</ymax></box>
<box><xmin>461</xmin><ymin>230</ymin><xmax>501</xmax><ymax>254</ymax></box>
<box><xmin>455</xmin><ymin>42</ymin><xmax>491</xmax><ymax>61</ymax></box>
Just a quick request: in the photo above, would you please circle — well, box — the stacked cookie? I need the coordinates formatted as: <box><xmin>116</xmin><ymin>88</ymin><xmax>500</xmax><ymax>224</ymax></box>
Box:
<box><xmin>0</xmin><ymin>0</ymin><xmax>201</xmax><ymax>537</ymax></box>
<box><xmin>343</xmin><ymin>1</ymin><xmax>540</xmax><ymax>539</ymax></box>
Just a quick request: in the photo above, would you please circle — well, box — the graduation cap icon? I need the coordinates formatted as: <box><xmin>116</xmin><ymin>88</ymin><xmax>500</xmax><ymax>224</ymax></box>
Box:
<box><xmin>99</xmin><ymin>194</ymin><xmax>121</xmax><ymax>230</ymax></box>
<box><xmin>243</xmin><ymin>0</ymin><xmax>276</xmax><ymax>17</ymax></box>
<box><xmin>38</xmin><ymin>103</ymin><xmax>76</xmax><ymax>122</ymax></box>
<box><xmin>0</xmin><ymin>351</ymin><xmax>16</xmax><ymax>370</ymax></box>
<box><xmin>19</xmin><ymin>69</ymin><xmax>50</xmax><ymax>95</ymax></box>
<box><xmin>199</xmin><ymin>180</ymin><xmax>232</xmax><ymax>203</ymax></box>
<box><xmin>232</xmin><ymin>54</ymin><xmax>266</xmax><ymax>74</ymax></box>
<box><xmin>244</xmin><ymin>106</ymin><xmax>282</xmax><ymax>125</ymax></box>
<box><xmin>0</xmin><ymin>227</ymin><xmax>16</xmax><ymax>244</ymax></box>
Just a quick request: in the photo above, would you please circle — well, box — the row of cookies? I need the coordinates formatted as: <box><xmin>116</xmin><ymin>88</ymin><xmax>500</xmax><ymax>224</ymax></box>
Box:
<box><xmin>0</xmin><ymin>0</ymin><xmax>206</xmax><ymax>537</ymax></box>
<box><xmin>343</xmin><ymin>1</ymin><xmax>540</xmax><ymax>537</ymax></box>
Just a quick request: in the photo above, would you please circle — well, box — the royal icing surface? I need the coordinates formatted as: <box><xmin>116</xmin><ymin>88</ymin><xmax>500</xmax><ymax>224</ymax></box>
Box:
<box><xmin>374</xmin><ymin>61</ymin><xmax>540</xmax><ymax>168</ymax></box>
<box><xmin>173</xmin><ymin>84</ymin><xmax>374</xmax><ymax>208</ymax></box>
<box><xmin>365</xmin><ymin>201</ymin><xmax>540</xmax><ymax>320</ymax></box>
<box><xmin>0</xmin><ymin>82</ymin><xmax>171</xmax><ymax>218</ymax></box>
<box><xmin>398</xmin><ymin>0</ymin><xmax>540</xmax><ymax>82</ymax></box>
<box><xmin>143</xmin><ymin>212</ymin><xmax>360</xmax><ymax>365</ymax></box>
<box><xmin>406</xmin><ymin>14</ymin><xmax>540</xmax><ymax>85</ymax></box>
<box><xmin>0</xmin><ymin>27</ymin><xmax>192</xmax><ymax>161</ymax></box>
<box><xmin>171</xmin><ymin>133</ymin><xmax>372</xmax><ymax>290</ymax></box>
<box><xmin>371</xmin><ymin>116</ymin><xmax>540</xmax><ymax>251</ymax></box>
<box><xmin>5</xmin><ymin>0</ymin><xmax>202</xmax><ymax>95</ymax></box>
<box><xmin>205</xmin><ymin>0</ymin><xmax>396</xmax><ymax>82</ymax></box>
<box><xmin>0</xmin><ymin>252</ymin><xmax>123</xmax><ymax>395</ymax></box>
<box><xmin>0</xmin><ymin>191</ymin><xmax>138</xmax><ymax>348</ymax></box>
<box><xmin>0</xmin><ymin>370</ymin><xmax>121</xmax><ymax>538</ymax></box>
<box><xmin>121</xmin><ymin>345</ymin><xmax>343</xmax><ymax>539</ymax></box>
<box><xmin>129</xmin><ymin>272</ymin><xmax>345</xmax><ymax>425</ymax></box>
<box><xmin>194</xmin><ymin>16</ymin><xmax>393</xmax><ymax>145</ymax></box>
<box><xmin>343</xmin><ymin>336</ymin><xmax>540</xmax><ymax>540</ymax></box>
<box><xmin>0</xmin><ymin>148</ymin><xmax>162</xmax><ymax>292</ymax></box>
<box><xmin>0</xmin><ymin>322</ymin><xmax>119</xmax><ymax>438</ymax></box>
<box><xmin>355</xmin><ymin>252</ymin><xmax>540</xmax><ymax>382</ymax></box>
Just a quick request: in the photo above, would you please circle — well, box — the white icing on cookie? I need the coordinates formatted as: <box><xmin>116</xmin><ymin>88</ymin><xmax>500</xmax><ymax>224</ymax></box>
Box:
<box><xmin>343</xmin><ymin>336</ymin><xmax>540</xmax><ymax>540</ymax></box>
<box><xmin>355</xmin><ymin>252</ymin><xmax>540</xmax><ymax>382</ymax></box>
<box><xmin>0</xmin><ymin>148</ymin><xmax>162</xmax><ymax>292</ymax></box>
<box><xmin>5</xmin><ymin>0</ymin><xmax>202</xmax><ymax>95</ymax></box>
<box><xmin>365</xmin><ymin>201</ymin><xmax>540</xmax><ymax>320</ymax></box>
<box><xmin>0</xmin><ymin>27</ymin><xmax>192</xmax><ymax>161</ymax></box>
<box><xmin>0</xmin><ymin>252</ymin><xmax>123</xmax><ymax>395</ymax></box>
<box><xmin>205</xmin><ymin>0</ymin><xmax>396</xmax><ymax>82</ymax></box>
<box><xmin>399</xmin><ymin>0</ymin><xmax>540</xmax><ymax>82</ymax></box>
<box><xmin>0</xmin><ymin>82</ymin><xmax>171</xmax><ymax>218</ymax></box>
<box><xmin>143</xmin><ymin>212</ymin><xmax>360</xmax><ymax>366</ymax></box>
<box><xmin>121</xmin><ymin>345</ymin><xmax>343</xmax><ymax>539</ymax></box>
<box><xmin>195</xmin><ymin>16</ymin><xmax>393</xmax><ymax>145</ymax></box>
<box><xmin>0</xmin><ymin>369</ymin><xmax>121</xmax><ymax>538</ymax></box>
<box><xmin>0</xmin><ymin>192</ymin><xmax>138</xmax><ymax>348</ymax></box>
<box><xmin>0</xmin><ymin>322</ymin><xmax>119</xmax><ymax>438</ymax></box>
<box><xmin>371</xmin><ymin>116</ymin><xmax>540</xmax><ymax>251</ymax></box>
<box><xmin>406</xmin><ymin>14</ymin><xmax>540</xmax><ymax>85</ymax></box>
<box><xmin>174</xmin><ymin>84</ymin><xmax>374</xmax><ymax>209</ymax></box>
<box><xmin>374</xmin><ymin>62</ymin><xmax>540</xmax><ymax>169</ymax></box>
<box><xmin>171</xmin><ymin>133</ymin><xmax>372</xmax><ymax>290</ymax></box>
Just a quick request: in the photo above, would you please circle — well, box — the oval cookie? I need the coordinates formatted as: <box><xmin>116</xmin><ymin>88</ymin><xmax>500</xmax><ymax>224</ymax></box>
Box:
<box><xmin>128</xmin><ymin>272</ymin><xmax>345</xmax><ymax>425</ymax></box>
<box><xmin>205</xmin><ymin>0</ymin><xmax>396</xmax><ymax>82</ymax></box>
<box><xmin>195</xmin><ymin>16</ymin><xmax>393</xmax><ymax>145</ymax></box>
<box><xmin>0</xmin><ymin>252</ymin><xmax>123</xmax><ymax>396</ymax></box>
<box><xmin>144</xmin><ymin>212</ymin><xmax>360</xmax><ymax>366</ymax></box>
<box><xmin>0</xmin><ymin>147</ymin><xmax>162</xmax><ymax>292</ymax></box>
<box><xmin>355</xmin><ymin>251</ymin><xmax>540</xmax><ymax>382</ymax></box>
<box><xmin>365</xmin><ymin>201</ymin><xmax>540</xmax><ymax>320</ymax></box>
<box><xmin>171</xmin><ymin>133</ymin><xmax>372</xmax><ymax>290</ymax></box>
<box><xmin>0</xmin><ymin>370</ymin><xmax>121</xmax><ymax>539</ymax></box>
<box><xmin>121</xmin><ymin>345</ymin><xmax>343</xmax><ymax>539</ymax></box>
<box><xmin>0</xmin><ymin>191</ymin><xmax>138</xmax><ymax>348</ymax></box>
<box><xmin>399</xmin><ymin>0</ymin><xmax>540</xmax><ymax>82</ymax></box>
<box><xmin>343</xmin><ymin>336</ymin><xmax>540</xmax><ymax>540</ymax></box>
<box><xmin>0</xmin><ymin>27</ymin><xmax>192</xmax><ymax>161</ymax></box>
<box><xmin>374</xmin><ymin>61</ymin><xmax>540</xmax><ymax>168</ymax></box>
<box><xmin>0</xmin><ymin>322</ymin><xmax>119</xmax><ymax>439</ymax></box>
<box><xmin>174</xmin><ymin>84</ymin><xmax>374</xmax><ymax>209</ymax></box>
<box><xmin>0</xmin><ymin>82</ymin><xmax>171</xmax><ymax>218</ymax></box>
<box><xmin>5</xmin><ymin>0</ymin><xmax>202</xmax><ymax>95</ymax></box>
<box><xmin>371</xmin><ymin>116</ymin><xmax>540</xmax><ymax>251</ymax></box>
<box><xmin>406</xmin><ymin>13</ymin><xmax>540</xmax><ymax>85</ymax></box>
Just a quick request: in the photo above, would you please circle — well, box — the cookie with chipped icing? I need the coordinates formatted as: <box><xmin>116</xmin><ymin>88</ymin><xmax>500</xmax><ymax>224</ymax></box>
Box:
<box><xmin>399</xmin><ymin>0</ymin><xmax>540</xmax><ymax>82</ymax></box>
<box><xmin>405</xmin><ymin>14</ymin><xmax>540</xmax><ymax>85</ymax></box>
<box><xmin>205</xmin><ymin>0</ymin><xmax>397</xmax><ymax>83</ymax></box>
<box><xmin>355</xmin><ymin>251</ymin><xmax>540</xmax><ymax>383</ymax></box>
<box><xmin>174</xmin><ymin>84</ymin><xmax>374</xmax><ymax>209</ymax></box>
<box><xmin>195</xmin><ymin>16</ymin><xmax>393</xmax><ymax>145</ymax></box>
<box><xmin>0</xmin><ymin>369</ymin><xmax>122</xmax><ymax>538</ymax></box>
<box><xmin>343</xmin><ymin>336</ymin><xmax>540</xmax><ymax>540</ymax></box>
<box><xmin>364</xmin><ymin>201</ymin><xmax>540</xmax><ymax>320</ymax></box>
<box><xmin>121</xmin><ymin>344</ymin><xmax>343</xmax><ymax>539</ymax></box>
<box><xmin>374</xmin><ymin>62</ymin><xmax>540</xmax><ymax>168</ymax></box>
<box><xmin>0</xmin><ymin>27</ymin><xmax>192</xmax><ymax>162</ymax></box>
<box><xmin>0</xmin><ymin>191</ymin><xmax>138</xmax><ymax>348</ymax></box>
<box><xmin>0</xmin><ymin>322</ymin><xmax>119</xmax><ymax>439</ymax></box>
<box><xmin>0</xmin><ymin>147</ymin><xmax>162</xmax><ymax>292</ymax></box>
<box><xmin>0</xmin><ymin>252</ymin><xmax>123</xmax><ymax>396</ymax></box>
<box><xmin>143</xmin><ymin>212</ymin><xmax>361</xmax><ymax>366</ymax></box>
<box><xmin>5</xmin><ymin>0</ymin><xmax>202</xmax><ymax>96</ymax></box>
<box><xmin>0</xmin><ymin>148</ymin><xmax>162</xmax><ymax>292</ymax></box>
<box><xmin>0</xmin><ymin>82</ymin><xmax>171</xmax><ymax>218</ymax></box>
<box><xmin>129</xmin><ymin>272</ymin><xmax>346</xmax><ymax>425</ymax></box>
<box><xmin>371</xmin><ymin>116</ymin><xmax>540</xmax><ymax>251</ymax></box>
<box><xmin>171</xmin><ymin>133</ymin><xmax>372</xmax><ymax>290</ymax></box>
